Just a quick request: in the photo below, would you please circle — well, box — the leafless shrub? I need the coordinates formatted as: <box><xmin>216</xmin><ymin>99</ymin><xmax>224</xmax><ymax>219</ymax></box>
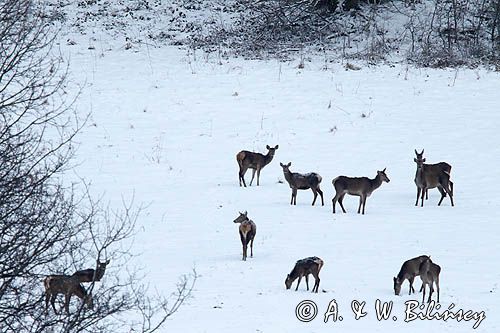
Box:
<box><xmin>0</xmin><ymin>1</ymin><xmax>194</xmax><ymax>332</ymax></box>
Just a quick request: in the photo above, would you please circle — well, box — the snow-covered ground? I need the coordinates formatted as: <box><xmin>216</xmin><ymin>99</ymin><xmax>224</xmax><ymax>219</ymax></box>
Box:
<box><xmin>62</xmin><ymin>27</ymin><xmax>500</xmax><ymax>332</ymax></box>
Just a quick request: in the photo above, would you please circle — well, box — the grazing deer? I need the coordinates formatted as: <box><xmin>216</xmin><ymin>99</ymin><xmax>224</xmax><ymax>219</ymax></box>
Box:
<box><xmin>72</xmin><ymin>259</ymin><xmax>110</xmax><ymax>283</ymax></box>
<box><xmin>233</xmin><ymin>211</ymin><xmax>257</xmax><ymax>261</ymax></box>
<box><xmin>332</xmin><ymin>168</ymin><xmax>390</xmax><ymax>215</ymax></box>
<box><xmin>236</xmin><ymin>145</ymin><xmax>279</xmax><ymax>187</ymax></box>
<box><xmin>414</xmin><ymin>149</ymin><xmax>453</xmax><ymax>200</ymax></box>
<box><xmin>280</xmin><ymin>162</ymin><xmax>324</xmax><ymax>206</ymax></box>
<box><xmin>419</xmin><ymin>257</ymin><xmax>441</xmax><ymax>303</ymax></box>
<box><xmin>285</xmin><ymin>256</ymin><xmax>324</xmax><ymax>293</ymax></box>
<box><xmin>393</xmin><ymin>255</ymin><xmax>430</xmax><ymax>296</ymax></box>
<box><xmin>414</xmin><ymin>150</ymin><xmax>454</xmax><ymax>207</ymax></box>
<box><xmin>44</xmin><ymin>275</ymin><xmax>93</xmax><ymax>314</ymax></box>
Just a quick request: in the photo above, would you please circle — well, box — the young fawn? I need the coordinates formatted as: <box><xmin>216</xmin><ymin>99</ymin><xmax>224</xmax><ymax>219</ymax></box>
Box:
<box><xmin>285</xmin><ymin>257</ymin><xmax>324</xmax><ymax>293</ymax></box>
<box><xmin>233</xmin><ymin>211</ymin><xmax>257</xmax><ymax>261</ymax></box>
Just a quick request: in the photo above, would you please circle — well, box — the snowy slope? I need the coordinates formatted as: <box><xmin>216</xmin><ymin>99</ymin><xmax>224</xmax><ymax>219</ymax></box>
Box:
<box><xmin>62</xmin><ymin>32</ymin><xmax>500</xmax><ymax>332</ymax></box>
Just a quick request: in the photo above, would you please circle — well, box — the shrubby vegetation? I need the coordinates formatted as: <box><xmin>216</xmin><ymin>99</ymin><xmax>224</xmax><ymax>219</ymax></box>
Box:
<box><xmin>0</xmin><ymin>1</ymin><xmax>195</xmax><ymax>332</ymax></box>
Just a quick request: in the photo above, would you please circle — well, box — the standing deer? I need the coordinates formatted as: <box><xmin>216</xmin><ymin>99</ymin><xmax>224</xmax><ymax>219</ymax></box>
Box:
<box><xmin>414</xmin><ymin>150</ymin><xmax>454</xmax><ymax>207</ymax></box>
<box><xmin>237</xmin><ymin>145</ymin><xmax>279</xmax><ymax>187</ymax></box>
<box><xmin>233</xmin><ymin>211</ymin><xmax>257</xmax><ymax>261</ymax></box>
<box><xmin>44</xmin><ymin>275</ymin><xmax>93</xmax><ymax>314</ymax></box>
<box><xmin>393</xmin><ymin>255</ymin><xmax>430</xmax><ymax>296</ymax></box>
<box><xmin>285</xmin><ymin>256</ymin><xmax>324</xmax><ymax>293</ymax></box>
<box><xmin>419</xmin><ymin>257</ymin><xmax>441</xmax><ymax>303</ymax></box>
<box><xmin>72</xmin><ymin>259</ymin><xmax>110</xmax><ymax>283</ymax></box>
<box><xmin>414</xmin><ymin>149</ymin><xmax>453</xmax><ymax>200</ymax></box>
<box><xmin>332</xmin><ymin>169</ymin><xmax>390</xmax><ymax>215</ymax></box>
<box><xmin>280</xmin><ymin>162</ymin><xmax>324</xmax><ymax>206</ymax></box>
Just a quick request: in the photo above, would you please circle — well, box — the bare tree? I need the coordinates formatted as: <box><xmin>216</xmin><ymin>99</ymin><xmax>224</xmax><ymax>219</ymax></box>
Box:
<box><xmin>0</xmin><ymin>1</ymin><xmax>195</xmax><ymax>332</ymax></box>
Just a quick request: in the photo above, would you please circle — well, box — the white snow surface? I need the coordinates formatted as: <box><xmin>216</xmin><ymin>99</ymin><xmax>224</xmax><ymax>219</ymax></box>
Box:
<box><xmin>62</xmin><ymin>31</ymin><xmax>500</xmax><ymax>332</ymax></box>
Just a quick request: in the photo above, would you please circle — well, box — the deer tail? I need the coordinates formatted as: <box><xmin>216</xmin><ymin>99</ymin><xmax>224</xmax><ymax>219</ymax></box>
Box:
<box><xmin>236</xmin><ymin>151</ymin><xmax>245</xmax><ymax>167</ymax></box>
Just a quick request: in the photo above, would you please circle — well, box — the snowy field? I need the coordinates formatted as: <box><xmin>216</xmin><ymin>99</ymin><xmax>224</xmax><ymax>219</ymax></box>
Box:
<box><xmin>61</xmin><ymin>30</ymin><xmax>500</xmax><ymax>332</ymax></box>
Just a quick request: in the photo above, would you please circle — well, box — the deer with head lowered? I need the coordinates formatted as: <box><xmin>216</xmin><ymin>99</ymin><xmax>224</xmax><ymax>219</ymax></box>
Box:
<box><xmin>393</xmin><ymin>255</ymin><xmax>430</xmax><ymax>296</ymax></box>
<box><xmin>72</xmin><ymin>259</ymin><xmax>110</xmax><ymax>283</ymax></box>
<box><xmin>237</xmin><ymin>145</ymin><xmax>279</xmax><ymax>187</ymax></box>
<box><xmin>332</xmin><ymin>168</ymin><xmax>390</xmax><ymax>215</ymax></box>
<box><xmin>233</xmin><ymin>211</ymin><xmax>257</xmax><ymax>261</ymax></box>
<box><xmin>44</xmin><ymin>275</ymin><xmax>93</xmax><ymax>314</ymax></box>
<box><xmin>285</xmin><ymin>256</ymin><xmax>324</xmax><ymax>293</ymax></box>
<box><xmin>414</xmin><ymin>149</ymin><xmax>454</xmax><ymax>207</ymax></box>
<box><xmin>280</xmin><ymin>162</ymin><xmax>324</xmax><ymax>206</ymax></box>
<box><xmin>419</xmin><ymin>257</ymin><xmax>441</xmax><ymax>303</ymax></box>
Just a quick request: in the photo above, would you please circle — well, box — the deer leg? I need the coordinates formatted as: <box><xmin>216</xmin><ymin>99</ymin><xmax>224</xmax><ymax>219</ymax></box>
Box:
<box><xmin>427</xmin><ymin>284</ymin><xmax>434</xmax><ymax>303</ymax></box>
<box><xmin>425</xmin><ymin>189</ymin><xmax>429</xmax><ymax>200</ymax></box>
<box><xmin>362</xmin><ymin>195</ymin><xmax>367</xmax><ymax>215</ymax></box>
<box><xmin>292</xmin><ymin>188</ymin><xmax>297</xmax><ymax>205</ymax></box>
<box><xmin>305</xmin><ymin>274</ymin><xmax>310</xmax><ymax>291</ymax></box>
<box><xmin>64</xmin><ymin>294</ymin><xmax>71</xmax><ymax>315</ymax></box>
<box><xmin>295</xmin><ymin>276</ymin><xmax>302</xmax><ymax>291</ymax></box>
<box><xmin>437</xmin><ymin>186</ymin><xmax>446</xmax><ymax>206</ymax></box>
<box><xmin>250</xmin><ymin>237</ymin><xmax>254</xmax><ymax>258</ymax></box>
<box><xmin>338</xmin><ymin>194</ymin><xmax>347</xmax><ymax>213</ymax></box>
<box><xmin>256</xmin><ymin>168</ymin><xmax>261</xmax><ymax>186</ymax></box>
<box><xmin>436</xmin><ymin>277</ymin><xmax>440</xmax><ymax>303</ymax></box>
<box><xmin>239</xmin><ymin>166</ymin><xmax>248</xmax><ymax>187</ymax></box>
<box><xmin>50</xmin><ymin>295</ymin><xmax>58</xmax><ymax>314</ymax></box>
<box><xmin>449</xmin><ymin>180</ymin><xmax>454</xmax><ymax>197</ymax></box>
<box><xmin>420</xmin><ymin>187</ymin><xmax>426</xmax><ymax>207</ymax></box>
<box><xmin>357</xmin><ymin>195</ymin><xmax>365</xmax><ymax>214</ymax></box>
<box><xmin>317</xmin><ymin>188</ymin><xmax>324</xmax><ymax>206</ymax></box>
<box><xmin>415</xmin><ymin>187</ymin><xmax>421</xmax><ymax>206</ymax></box>
<box><xmin>445</xmin><ymin>183</ymin><xmax>454</xmax><ymax>207</ymax></box>
<box><xmin>409</xmin><ymin>276</ymin><xmax>415</xmax><ymax>294</ymax></box>
<box><xmin>312</xmin><ymin>273</ymin><xmax>320</xmax><ymax>293</ymax></box>
<box><xmin>311</xmin><ymin>188</ymin><xmax>317</xmax><ymax>206</ymax></box>
<box><xmin>332</xmin><ymin>195</ymin><xmax>338</xmax><ymax>213</ymax></box>
<box><xmin>45</xmin><ymin>292</ymin><xmax>51</xmax><ymax>314</ymax></box>
<box><xmin>250</xmin><ymin>169</ymin><xmax>258</xmax><ymax>186</ymax></box>
<box><xmin>422</xmin><ymin>284</ymin><xmax>426</xmax><ymax>304</ymax></box>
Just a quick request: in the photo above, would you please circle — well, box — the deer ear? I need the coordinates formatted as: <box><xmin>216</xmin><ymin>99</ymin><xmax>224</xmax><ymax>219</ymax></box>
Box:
<box><xmin>414</xmin><ymin>158</ymin><xmax>417</xmax><ymax>162</ymax></box>
<box><xmin>266</xmin><ymin>145</ymin><xmax>270</xmax><ymax>149</ymax></box>
<box><xmin>414</xmin><ymin>149</ymin><xmax>418</xmax><ymax>155</ymax></box>
<box><xmin>275</xmin><ymin>145</ymin><xmax>279</xmax><ymax>149</ymax></box>
<box><xmin>106</xmin><ymin>259</ymin><xmax>110</xmax><ymax>264</ymax></box>
<box><xmin>244</xmin><ymin>211</ymin><xmax>247</xmax><ymax>216</ymax></box>
<box><xmin>383</xmin><ymin>168</ymin><xmax>386</xmax><ymax>172</ymax></box>
<box><xmin>422</xmin><ymin>158</ymin><xmax>426</xmax><ymax>162</ymax></box>
<box><xmin>287</xmin><ymin>162</ymin><xmax>291</xmax><ymax>167</ymax></box>
<box><xmin>280</xmin><ymin>162</ymin><xmax>284</xmax><ymax>167</ymax></box>
<box><xmin>421</xmin><ymin>149</ymin><xmax>424</xmax><ymax>155</ymax></box>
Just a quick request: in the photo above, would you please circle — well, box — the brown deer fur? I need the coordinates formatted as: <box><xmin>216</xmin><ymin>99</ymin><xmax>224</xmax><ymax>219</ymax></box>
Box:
<box><xmin>332</xmin><ymin>169</ymin><xmax>390</xmax><ymax>215</ymax></box>
<box><xmin>393</xmin><ymin>255</ymin><xmax>430</xmax><ymax>296</ymax></box>
<box><xmin>414</xmin><ymin>149</ymin><xmax>453</xmax><ymax>200</ymax></box>
<box><xmin>233</xmin><ymin>211</ymin><xmax>257</xmax><ymax>261</ymax></box>
<box><xmin>44</xmin><ymin>275</ymin><xmax>93</xmax><ymax>314</ymax></box>
<box><xmin>414</xmin><ymin>150</ymin><xmax>454</xmax><ymax>207</ymax></box>
<box><xmin>419</xmin><ymin>258</ymin><xmax>441</xmax><ymax>303</ymax></box>
<box><xmin>72</xmin><ymin>259</ymin><xmax>110</xmax><ymax>283</ymax></box>
<box><xmin>285</xmin><ymin>257</ymin><xmax>324</xmax><ymax>293</ymax></box>
<box><xmin>280</xmin><ymin>162</ymin><xmax>324</xmax><ymax>206</ymax></box>
<box><xmin>237</xmin><ymin>145</ymin><xmax>278</xmax><ymax>187</ymax></box>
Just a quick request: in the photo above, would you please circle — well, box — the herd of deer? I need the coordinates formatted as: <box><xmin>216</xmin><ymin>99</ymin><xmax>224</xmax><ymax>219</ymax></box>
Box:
<box><xmin>235</xmin><ymin>145</ymin><xmax>451</xmax><ymax>301</ymax></box>
<box><xmin>43</xmin><ymin>259</ymin><xmax>110</xmax><ymax>315</ymax></box>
